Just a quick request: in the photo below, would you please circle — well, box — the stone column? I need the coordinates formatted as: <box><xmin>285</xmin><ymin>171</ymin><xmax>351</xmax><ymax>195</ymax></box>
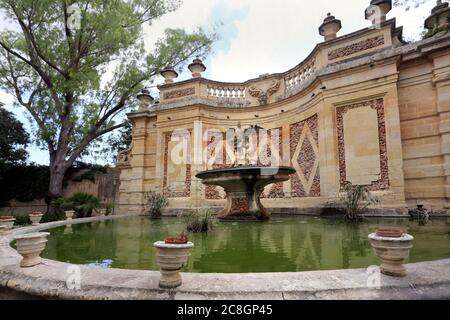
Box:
<box><xmin>128</xmin><ymin>116</ymin><xmax>149</xmax><ymax>214</ymax></box>
<box><xmin>191</xmin><ymin>119</ymin><xmax>205</xmax><ymax>208</ymax></box>
<box><xmin>282</xmin><ymin>124</ymin><xmax>292</xmax><ymax>198</ymax></box>
<box><xmin>432</xmin><ymin>52</ymin><xmax>450</xmax><ymax>212</ymax></box>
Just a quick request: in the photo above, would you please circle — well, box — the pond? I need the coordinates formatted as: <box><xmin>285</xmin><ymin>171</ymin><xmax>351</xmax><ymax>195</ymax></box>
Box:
<box><xmin>41</xmin><ymin>216</ymin><xmax>450</xmax><ymax>273</ymax></box>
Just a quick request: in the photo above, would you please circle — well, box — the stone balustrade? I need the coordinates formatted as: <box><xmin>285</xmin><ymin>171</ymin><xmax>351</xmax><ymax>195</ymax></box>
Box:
<box><xmin>284</xmin><ymin>59</ymin><xmax>316</xmax><ymax>91</ymax></box>
<box><xmin>207</xmin><ymin>84</ymin><xmax>246</xmax><ymax>100</ymax></box>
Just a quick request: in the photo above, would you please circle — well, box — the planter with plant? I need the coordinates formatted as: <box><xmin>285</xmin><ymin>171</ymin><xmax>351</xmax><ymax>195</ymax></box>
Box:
<box><xmin>29</xmin><ymin>211</ymin><xmax>44</xmax><ymax>226</ymax></box>
<box><xmin>0</xmin><ymin>216</ymin><xmax>16</xmax><ymax>230</ymax></box>
<box><xmin>14</xmin><ymin>232</ymin><xmax>50</xmax><ymax>267</ymax></box>
<box><xmin>145</xmin><ymin>192</ymin><xmax>168</xmax><ymax>219</ymax></box>
<box><xmin>368</xmin><ymin>229</ymin><xmax>414</xmax><ymax>277</ymax></box>
<box><xmin>154</xmin><ymin>231</ymin><xmax>194</xmax><ymax>289</ymax></box>
<box><xmin>185</xmin><ymin>209</ymin><xmax>216</xmax><ymax>233</ymax></box>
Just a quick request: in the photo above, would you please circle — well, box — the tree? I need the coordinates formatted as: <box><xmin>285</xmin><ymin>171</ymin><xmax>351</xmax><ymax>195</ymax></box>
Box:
<box><xmin>104</xmin><ymin>120</ymin><xmax>132</xmax><ymax>163</ymax></box>
<box><xmin>0</xmin><ymin>0</ymin><xmax>214</xmax><ymax>206</ymax></box>
<box><xmin>0</xmin><ymin>106</ymin><xmax>29</xmax><ymax>167</ymax></box>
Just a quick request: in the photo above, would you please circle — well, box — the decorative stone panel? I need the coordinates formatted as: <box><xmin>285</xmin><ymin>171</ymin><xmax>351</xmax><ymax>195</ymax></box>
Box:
<box><xmin>261</xmin><ymin>128</ymin><xmax>285</xmax><ymax>199</ymax></box>
<box><xmin>328</xmin><ymin>36</ymin><xmax>385</xmax><ymax>61</ymax></box>
<box><xmin>290</xmin><ymin>115</ymin><xmax>320</xmax><ymax>198</ymax></box>
<box><xmin>163</xmin><ymin>130</ymin><xmax>192</xmax><ymax>198</ymax></box>
<box><xmin>163</xmin><ymin>87</ymin><xmax>196</xmax><ymax>100</ymax></box>
<box><xmin>336</xmin><ymin>98</ymin><xmax>389</xmax><ymax>191</ymax></box>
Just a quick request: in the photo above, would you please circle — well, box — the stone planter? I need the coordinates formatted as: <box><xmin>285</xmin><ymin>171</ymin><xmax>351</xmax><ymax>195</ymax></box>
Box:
<box><xmin>65</xmin><ymin>210</ymin><xmax>75</xmax><ymax>220</ymax></box>
<box><xmin>0</xmin><ymin>217</ymin><xmax>16</xmax><ymax>230</ymax></box>
<box><xmin>14</xmin><ymin>232</ymin><xmax>50</xmax><ymax>267</ymax></box>
<box><xmin>153</xmin><ymin>241</ymin><xmax>194</xmax><ymax>289</ymax></box>
<box><xmin>29</xmin><ymin>214</ymin><xmax>44</xmax><ymax>226</ymax></box>
<box><xmin>368</xmin><ymin>233</ymin><xmax>414</xmax><ymax>277</ymax></box>
<box><xmin>97</xmin><ymin>209</ymin><xmax>107</xmax><ymax>217</ymax></box>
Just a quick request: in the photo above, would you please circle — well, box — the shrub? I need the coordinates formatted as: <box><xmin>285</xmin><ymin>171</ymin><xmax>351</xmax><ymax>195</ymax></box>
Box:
<box><xmin>51</xmin><ymin>193</ymin><xmax>101</xmax><ymax>219</ymax></box>
<box><xmin>185</xmin><ymin>209</ymin><xmax>216</xmax><ymax>233</ymax></box>
<box><xmin>144</xmin><ymin>192</ymin><xmax>168</xmax><ymax>219</ymax></box>
<box><xmin>103</xmin><ymin>203</ymin><xmax>114</xmax><ymax>216</ymax></box>
<box><xmin>339</xmin><ymin>185</ymin><xmax>379</xmax><ymax>222</ymax></box>
<box><xmin>14</xmin><ymin>214</ymin><xmax>31</xmax><ymax>226</ymax></box>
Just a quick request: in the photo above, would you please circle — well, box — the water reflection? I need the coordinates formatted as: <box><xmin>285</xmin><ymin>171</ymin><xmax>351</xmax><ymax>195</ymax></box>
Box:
<box><xmin>42</xmin><ymin>217</ymin><xmax>450</xmax><ymax>273</ymax></box>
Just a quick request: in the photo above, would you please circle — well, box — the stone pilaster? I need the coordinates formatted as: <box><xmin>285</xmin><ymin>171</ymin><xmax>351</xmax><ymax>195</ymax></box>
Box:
<box><xmin>432</xmin><ymin>52</ymin><xmax>450</xmax><ymax>211</ymax></box>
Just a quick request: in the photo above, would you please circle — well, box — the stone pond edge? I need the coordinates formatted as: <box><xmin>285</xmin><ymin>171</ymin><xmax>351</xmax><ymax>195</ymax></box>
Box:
<box><xmin>0</xmin><ymin>215</ymin><xmax>449</xmax><ymax>300</ymax></box>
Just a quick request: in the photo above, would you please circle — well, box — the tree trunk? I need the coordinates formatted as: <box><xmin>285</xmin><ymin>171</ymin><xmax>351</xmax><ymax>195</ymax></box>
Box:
<box><xmin>44</xmin><ymin>157</ymin><xmax>70</xmax><ymax>220</ymax></box>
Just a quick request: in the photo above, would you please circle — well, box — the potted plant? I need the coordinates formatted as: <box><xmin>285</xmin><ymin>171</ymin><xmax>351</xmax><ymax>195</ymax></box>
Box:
<box><xmin>0</xmin><ymin>216</ymin><xmax>16</xmax><ymax>230</ymax></box>
<box><xmin>14</xmin><ymin>232</ymin><xmax>50</xmax><ymax>267</ymax></box>
<box><xmin>368</xmin><ymin>228</ymin><xmax>414</xmax><ymax>277</ymax></box>
<box><xmin>29</xmin><ymin>211</ymin><xmax>44</xmax><ymax>226</ymax></box>
<box><xmin>153</xmin><ymin>231</ymin><xmax>194</xmax><ymax>289</ymax></box>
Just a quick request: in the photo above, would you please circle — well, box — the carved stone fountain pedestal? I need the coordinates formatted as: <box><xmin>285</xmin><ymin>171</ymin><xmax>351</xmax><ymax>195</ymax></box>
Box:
<box><xmin>196</xmin><ymin>166</ymin><xmax>295</xmax><ymax>221</ymax></box>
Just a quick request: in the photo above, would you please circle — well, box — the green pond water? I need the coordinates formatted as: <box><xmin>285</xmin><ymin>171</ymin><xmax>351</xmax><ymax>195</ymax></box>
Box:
<box><xmin>41</xmin><ymin>216</ymin><xmax>450</xmax><ymax>273</ymax></box>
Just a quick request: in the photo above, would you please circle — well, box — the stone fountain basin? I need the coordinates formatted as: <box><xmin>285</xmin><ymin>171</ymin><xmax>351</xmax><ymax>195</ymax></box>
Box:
<box><xmin>196</xmin><ymin>166</ymin><xmax>296</xmax><ymax>221</ymax></box>
<box><xmin>196</xmin><ymin>166</ymin><xmax>296</xmax><ymax>191</ymax></box>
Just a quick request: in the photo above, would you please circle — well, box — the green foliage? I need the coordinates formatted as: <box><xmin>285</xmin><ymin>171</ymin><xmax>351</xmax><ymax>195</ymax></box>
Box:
<box><xmin>14</xmin><ymin>214</ymin><xmax>31</xmax><ymax>226</ymax></box>
<box><xmin>103</xmin><ymin>121</ymin><xmax>132</xmax><ymax>163</ymax></box>
<box><xmin>0</xmin><ymin>108</ymin><xmax>29</xmax><ymax>168</ymax></box>
<box><xmin>184</xmin><ymin>208</ymin><xmax>216</xmax><ymax>233</ymax></box>
<box><xmin>0</xmin><ymin>0</ymin><xmax>215</xmax><ymax>197</ymax></box>
<box><xmin>0</xmin><ymin>164</ymin><xmax>50</xmax><ymax>208</ymax></box>
<box><xmin>339</xmin><ymin>185</ymin><xmax>379</xmax><ymax>222</ymax></box>
<box><xmin>51</xmin><ymin>193</ymin><xmax>101</xmax><ymax>219</ymax></box>
<box><xmin>103</xmin><ymin>202</ymin><xmax>114</xmax><ymax>216</ymax></box>
<box><xmin>144</xmin><ymin>191</ymin><xmax>168</xmax><ymax>219</ymax></box>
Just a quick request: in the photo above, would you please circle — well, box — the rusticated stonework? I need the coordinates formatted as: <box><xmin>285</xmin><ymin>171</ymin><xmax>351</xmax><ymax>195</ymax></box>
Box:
<box><xmin>290</xmin><ymin>115</ymin><xmax>320</xmax><ymax>198</ymax></box>
<box><xmin>261</xmin><ymin>128</ymin><xmax>285</xmax><ymax>199</ymax></box>
<box><xmin>205</xmin><ymin>131</ymin><xmax>228</xmax><ymax>200</ymax></box>
<box><xmin>336</xmin><ymin>98</ymin><xmax>389</xmax><ymax>191</ymax></box>
<box><xmin>230</xmin><ymin>198</ymin><xmax>250</xmax><ymax>214</ymax></box>
<box><xmin>163</xmin><ymin>87</ymin><xmax>195</xmax><ymax>100</ymax></box>
<box><xmin>328</xmin><ymin>36</ymin><xmax>385</xmax><ymax>61</ymax></box>
<box><xmin>163</xmin><ymin>131</ymin><xmax>192</xmax><ymax>198</ymax></box>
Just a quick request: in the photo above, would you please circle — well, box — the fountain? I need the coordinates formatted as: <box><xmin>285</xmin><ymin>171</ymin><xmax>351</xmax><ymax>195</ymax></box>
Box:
<box><xmin>196</xmin><ymin>125</ymin><xmax>295</xmax><ymax>221</ymax></box>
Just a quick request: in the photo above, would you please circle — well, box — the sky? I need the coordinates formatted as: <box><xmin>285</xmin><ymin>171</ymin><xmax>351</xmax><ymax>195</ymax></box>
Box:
<box><xmin>0</xmin><ymin>0</ymin><xmax>438</xmax><ymax>165</ymax></box>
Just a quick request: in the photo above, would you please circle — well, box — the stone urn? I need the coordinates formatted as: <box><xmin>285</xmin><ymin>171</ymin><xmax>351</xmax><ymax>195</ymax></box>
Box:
<box><xmin>14</xmin><ymin>232</ymin><xmax>50</xmax><ymax>267</ymax></box>
<box><xmin>368</xmin><ymin>232</ymin><xmax>414</xmax><ymax>277</ymax></box>
<box><xmin>29</xmin><ymin>212</ymin><xmax>44</xmax><ymax>226</ymax></box>
<box><xmin>153</xmin><ymin>241</ymin><xmax>194</xmax><ymax>289</ymax></box>
<box><xmin>65</xmin><ymin>210</ymin><xmax>75</xmax><ymax>220</ymax></box>
<box><xmin>0</xmin><ymin>216</ymin><xmax>16</xmax><ymax>230</ymax></box>
<box><xmin>97</xmin><ymin>209</ymin><xmax>107</xmax><ymax>217</ymax></box>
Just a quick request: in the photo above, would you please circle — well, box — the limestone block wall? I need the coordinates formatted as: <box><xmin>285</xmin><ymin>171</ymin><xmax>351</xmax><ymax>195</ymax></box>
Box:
<box><xmin>397</xmin><ymin>54</ymin><xmax>450</xmax><ymax>211</ymax></box>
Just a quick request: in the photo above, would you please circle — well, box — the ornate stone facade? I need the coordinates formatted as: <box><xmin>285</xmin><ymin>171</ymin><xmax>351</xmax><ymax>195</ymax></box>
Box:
<box><xmin>119</xmin><ymin>16</ymin><xmax>450</xmax><ymax>215</ymax></box>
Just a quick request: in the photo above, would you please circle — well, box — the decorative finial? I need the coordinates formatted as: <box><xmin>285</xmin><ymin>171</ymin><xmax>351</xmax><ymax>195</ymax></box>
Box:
<box><xmin>319</xmin><ymin>12</ymin><xmax>342</xmax><ymax>41</ymax></box>
<box><xmin>188</xmin><ymin>57</ymin><xmax>207</xmax><ymax>78</ymax></box>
